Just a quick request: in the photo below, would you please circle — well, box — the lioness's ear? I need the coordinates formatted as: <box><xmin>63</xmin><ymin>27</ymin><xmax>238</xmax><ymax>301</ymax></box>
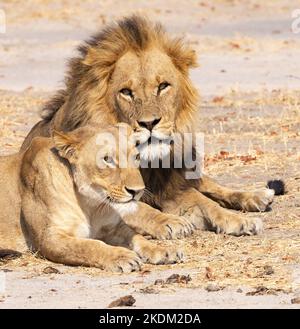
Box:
<box><xmin>52</xmin><ymin>130</ymin><xmax>80</xmax><ymax>160</ymax></box>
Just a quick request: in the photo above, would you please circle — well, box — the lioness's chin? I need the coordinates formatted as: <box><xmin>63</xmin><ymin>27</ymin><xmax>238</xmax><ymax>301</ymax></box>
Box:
<box><xmin>110</xmin><ymin>200</ymin><xmax>139</xmax><ymax>216</ymax></box>
<box><xmin>138</xmin><ymin>140</ymin><xmax>171</xmax><ymax>164</ymax></box>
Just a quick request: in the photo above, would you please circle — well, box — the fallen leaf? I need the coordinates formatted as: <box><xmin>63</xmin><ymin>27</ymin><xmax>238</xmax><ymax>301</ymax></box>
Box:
<box><xmin>42</xmin><ymin>266</ymin><xmax>61</xmax><ymax>274</ymax></box>
<box><xmin>165</xmin><ymin>274</ymin><xmax>192</xmax><ymax>284</ymax></box>
<box><xmin>212</xmin><ymin>96</ymin><xmax>224</xmax><ymax>103</ymax></box>
<box><xmin>246</xmin><ymin>286</ymin><xmax>283</xmax><ymax>296</ymax></box>
<box><xmin>205</xmin><ymin>267</ymin><xmax>215</xmax><ymax>280</ymax></box>
<box><xmin>229</xmin><ymin>42</ymin><xmax>241</xmax><ymax>49</ymax></box>
<box><xmin>139</xmin><ymin>287</ymin><xmax>158</xmax><ymax>294</ymax></box>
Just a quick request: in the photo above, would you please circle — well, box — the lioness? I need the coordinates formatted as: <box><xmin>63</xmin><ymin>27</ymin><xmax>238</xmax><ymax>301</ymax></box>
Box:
<box><xmin>0</xmin><ymin>124</ymin><xmax>183</xmax><ymax>271</ymax></box>
<box><xmin>21</xmin><ymin>15</ymin><xmax>277</xmax><ymax>237</ymax></box>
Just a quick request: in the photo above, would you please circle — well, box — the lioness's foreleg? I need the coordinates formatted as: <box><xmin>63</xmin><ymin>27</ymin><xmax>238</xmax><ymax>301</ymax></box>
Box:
<box><xmin>39</xmin><ymin>228</ymin><xmax>142</xmax><ymax>272</ymax></box>
<box><xmin>100</xmin><ymin>221</ymin><xmax>183</xmax><ymax>265</ymax></box>
<box><xmin>121</xmin><ymin>201</ymin><xmax>195</xmax><ymax>240</ymax></box>
<box><xmin>198</xmin><ymin>175</ymin><xmax>274</xmax><ymax>212</ymax></box>
<box><xmin>163</xmin><ymin>188</ymin><xmax>263</xmax><ymax>236</ymax></box>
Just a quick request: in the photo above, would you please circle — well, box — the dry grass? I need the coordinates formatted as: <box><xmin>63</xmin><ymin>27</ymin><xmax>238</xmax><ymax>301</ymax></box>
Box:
<box><xmin>1</xmin><ymin>89</ymin><xmax>299</xmax><ymax>291</ymax></box>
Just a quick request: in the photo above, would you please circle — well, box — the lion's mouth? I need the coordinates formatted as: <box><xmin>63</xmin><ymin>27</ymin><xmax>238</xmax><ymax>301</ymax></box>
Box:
<box><xmin>137</xmin><ymin>136</ymin><xmax>172</xmax><ymax>163</ymax></box>
<box><xmin>108</xmin><ymin>197</ymin><xmax>135</xmax><ymax>204</ymax></box>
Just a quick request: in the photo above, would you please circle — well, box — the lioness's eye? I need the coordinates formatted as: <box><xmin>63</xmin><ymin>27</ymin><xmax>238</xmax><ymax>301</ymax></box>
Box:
<box><xmin>133</xmin><ymin>153</ymin><xmax>140</xmax><ymax>167</ymax></box>
<box><xmin>120</xmin><ymin>88</ymin><xmax>133</xmax><ymax>98</ymax></box>
<box><xmin>104</xmin><ymin>155</ymin><xmax>114</xmax><ymax>165</ymax></box>
<box><xmin>158</xmin><ymin>82</ymin><xmax>170</xmax><ymax>94</ymax></box>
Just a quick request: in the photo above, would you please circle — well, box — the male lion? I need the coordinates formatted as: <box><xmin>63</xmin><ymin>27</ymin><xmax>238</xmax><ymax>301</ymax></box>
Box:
<box><xmin>21</xmin><ymin>15</ymin><xmax>277</xmax><ymax>237</ymax></box>
<box><xmin>0</xmin><ymin>124</ymin><xmax>183</xmax><ymax>271</ymax></box>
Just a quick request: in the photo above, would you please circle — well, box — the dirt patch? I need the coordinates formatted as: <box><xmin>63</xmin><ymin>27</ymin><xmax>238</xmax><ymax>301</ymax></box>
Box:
<box><xmin>0</xmin><ymin>89</ymin><xmax>299</xmax><ymax>308</ymax></box>
<box><xmin>0</xmin><ymin>0</ymin><xmax>300</xmax><ymax>308</ymax></box>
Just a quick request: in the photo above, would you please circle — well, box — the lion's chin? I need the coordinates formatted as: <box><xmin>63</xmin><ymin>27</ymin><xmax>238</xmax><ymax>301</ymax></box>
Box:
<box><xmin>138</xmin><ymin>139</ymin><xmax>171</xmax><ymax>165</ymax></box>
<box><xmin>110</xmin><ymin>200</ymin><xmax>138</xmax><ymax>216</ymax></box>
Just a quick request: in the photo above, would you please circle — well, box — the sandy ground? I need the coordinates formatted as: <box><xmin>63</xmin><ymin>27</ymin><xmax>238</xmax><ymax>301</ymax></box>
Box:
<box><xmin>0</xmin><ymin>0</ymin><xmax>300</xmax><ymax>309</ymax></box>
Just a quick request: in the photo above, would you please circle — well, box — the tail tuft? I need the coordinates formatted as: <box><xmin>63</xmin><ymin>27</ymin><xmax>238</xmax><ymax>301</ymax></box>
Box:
<box><xmin>267</xmin><ymin>179</ymin><xmax>285</xmax><ymax>196</ymax></box>
<box><xmin>0</xmin><ymin>249</ymin><xmax>22</xmax><ymax>261</ymax></box>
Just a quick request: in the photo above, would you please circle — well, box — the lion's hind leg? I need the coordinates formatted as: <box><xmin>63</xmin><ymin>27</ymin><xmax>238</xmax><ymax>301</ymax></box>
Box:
<box><xmin>198</xmin><ymin>175</ymin><xmax>276</xmax><ymax>212</ymax></box>
<box><xmin>163</xmin><ymin>188</ymin><xmax>263</xmax><ymax>236</ymax></box>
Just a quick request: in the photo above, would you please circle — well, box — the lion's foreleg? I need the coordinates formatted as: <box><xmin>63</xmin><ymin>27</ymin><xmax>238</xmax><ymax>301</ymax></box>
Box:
<box><xmin>39</xmin><ymin>227</ymin><xmax>142</xmax><ymax>272</ymax></box>
<box><xmin>121</xmin><ymin>201</ymin><xmax>194</xmax><ymax>240</ymax></box>
<box><xmin>101</xmin><ymin>220</ymin><xmax>183</xmax><ymax>265</ymax></box>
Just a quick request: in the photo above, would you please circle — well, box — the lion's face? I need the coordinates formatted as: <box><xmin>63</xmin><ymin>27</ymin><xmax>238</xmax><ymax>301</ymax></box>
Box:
<box><xmin>53</xmin><ymin>124</ymin><xmax>145</xmax><ymax>211</ymax></box>
<box><xmin>42</xmin><ymin>16</ymin><xmax>198</xmax><ymax>167</ymax></box>
<box><xmin>107</xmin><ymin>48</ymin><xmax>181</xmax><ymax>162</ymax></box>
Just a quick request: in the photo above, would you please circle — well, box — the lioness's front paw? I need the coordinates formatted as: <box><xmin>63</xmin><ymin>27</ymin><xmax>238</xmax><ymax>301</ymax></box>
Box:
<box><xmin>105</xmin><ymin>248</ymin><xmax>142</xmax><ymax>273</ymax></box>
<box><xmin>240</xmin><ymin>189</ymin><xmax>275</xmax><ymax>212</ymax></box>
<box><xmin>214</xmin><ymin>215</ymin><xmax>263</xmax><ymax>236</ymax></box>
<box><xmin>137</xmin><ymin>244</ymin><xmax>184</xmax><ymax>265</ymax></box>
<box><xmin>149</xmin><ymin>215</ymin><xmax>194</xmax><ymax>240</ymax></box>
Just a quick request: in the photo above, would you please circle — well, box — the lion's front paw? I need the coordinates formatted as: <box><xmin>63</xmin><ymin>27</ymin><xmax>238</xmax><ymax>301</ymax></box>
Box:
<box><xmin>214</xmin><ymin>215</ymin><xmax>263</xmax><ymax>236</ymax></box>
<box><xmin>240</xmin><ymin>189</ymin><xmax>275</xmax><ymax>212</ymax></box>
<box><xmin>137</xmin><ymin>243</ymin><xmax>184</xmax><ymax>265</ymax></box>
<box><xmin>104</xmin><ymin>248</ymin><xmax>142</xmax><ymax>273</ymax></box>
<box><xmin>149</xmin><ymin>215</ymin><xmax>195</xmax><ymax>240</ymax></box>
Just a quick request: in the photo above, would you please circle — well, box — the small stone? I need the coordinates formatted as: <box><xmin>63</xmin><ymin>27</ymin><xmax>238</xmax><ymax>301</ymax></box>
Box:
<box><xmin>263</xmin><ymin>265</ymin><xmax>274</xmax><ymax>275</ymax></box>
<box><xmin>291</xmin><ymin>297</ymin><xmax>300</xmax><ymax>304</ymax></box>
<box><xmin>205</xmin><ymin>284</ymin><xmax>221</xmax><ymax>292</ymax></box>
<box><xmin>108</xmin><ymin>295</ymin><xmax>136</xmax><ymax>308</ymax></box>
<box><xmin>154</xmin><ymin>279</ymin><xmax>165</xmax><ymax>285</ymax></box>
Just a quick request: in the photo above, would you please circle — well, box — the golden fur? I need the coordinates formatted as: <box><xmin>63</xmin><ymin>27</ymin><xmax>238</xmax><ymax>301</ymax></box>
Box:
<box><xmin>0</xmin><ymin>124</ymin><xmax>184</xmax><ymax>271</ymax></box>
<box><xmin>21</xmin><ymin>15</ymin><xmax>275</xmax><ymax>237</ymax></box>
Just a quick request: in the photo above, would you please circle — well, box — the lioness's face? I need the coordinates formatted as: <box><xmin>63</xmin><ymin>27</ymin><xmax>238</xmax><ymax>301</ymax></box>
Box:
<box><xmin>53</xmin><ymin>124</ymin><xmax>145</xmax><ymax>208</ymax></box>
<box><xmin>108</xmin><ymin>48</ymin><xmax>180</xmax><ymax>161</ymax></box>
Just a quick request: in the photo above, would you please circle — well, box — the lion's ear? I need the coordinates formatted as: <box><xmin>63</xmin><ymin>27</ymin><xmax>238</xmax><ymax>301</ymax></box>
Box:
<box><xmin>166</xmin><ymin>38</ymin><xmax>199</xmax><ymax>73</ymax></box>
<box><xmin>178</xmin><ymin>48</ymin><xmax>198</xmax><ymax>70</ymax></box>
<box><xmin>52</xmin><ymin>130</ymin><xmax>80</xmax><ymax>160</ymax></box>
<box><xmin>82</xmin><ymin>47</ymin><xmax>99</xmax><ymax>66</ymax></box>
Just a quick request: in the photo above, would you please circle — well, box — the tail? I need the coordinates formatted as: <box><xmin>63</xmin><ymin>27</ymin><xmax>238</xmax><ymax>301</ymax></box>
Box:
<box><xmin>0</xmin><ymin>249</ymin><xmax>22</xmax><ymax>261</ymax></box>
<box><xmin>267</xmin><ymin>179</ymin><xmax>285</xmax><ymax>196</ymax></box>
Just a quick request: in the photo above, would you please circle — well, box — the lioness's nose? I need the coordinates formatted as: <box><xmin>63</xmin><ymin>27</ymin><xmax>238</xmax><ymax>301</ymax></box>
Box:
<box><xmin>125</xmin><ymin>187</ymin><xmax>144</xmax><ymax>199</ymax></box>
<box><xmin>138</xmin><ymin>118</ymin><xmax>161</xmax><ymax>132</ymax></box>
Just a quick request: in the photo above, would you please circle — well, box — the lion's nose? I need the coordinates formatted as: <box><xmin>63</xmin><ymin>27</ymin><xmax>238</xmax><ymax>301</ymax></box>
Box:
<box><xmin>137</xmin><ymin>118</ymin><xmax>161</xmax><ymax>132</ymax></box>
<box><xmin>125</xmin><ymin>187</ymin><xmax>144</xmax><ymax>199</ymax></box>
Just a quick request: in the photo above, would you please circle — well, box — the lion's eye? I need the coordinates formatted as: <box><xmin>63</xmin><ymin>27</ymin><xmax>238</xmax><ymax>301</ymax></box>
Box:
<box><xmin>135</xmin><ymin>153</ymin><xmax>140</xmax><ymax>161</ymax></box>
<box><xmin>158</xmin><ymin>82</ymin><xmax>170</xmax><ymax>95</ymax></box>
<box><xmin>104</xmin><ymin>155</ymin><xmax>115</xmax><ymax>165</ymax></box>
<box><xmin>120</xmin><ymin>88</ymin><xmax>133</xmax><ymax>98</ymax></box>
